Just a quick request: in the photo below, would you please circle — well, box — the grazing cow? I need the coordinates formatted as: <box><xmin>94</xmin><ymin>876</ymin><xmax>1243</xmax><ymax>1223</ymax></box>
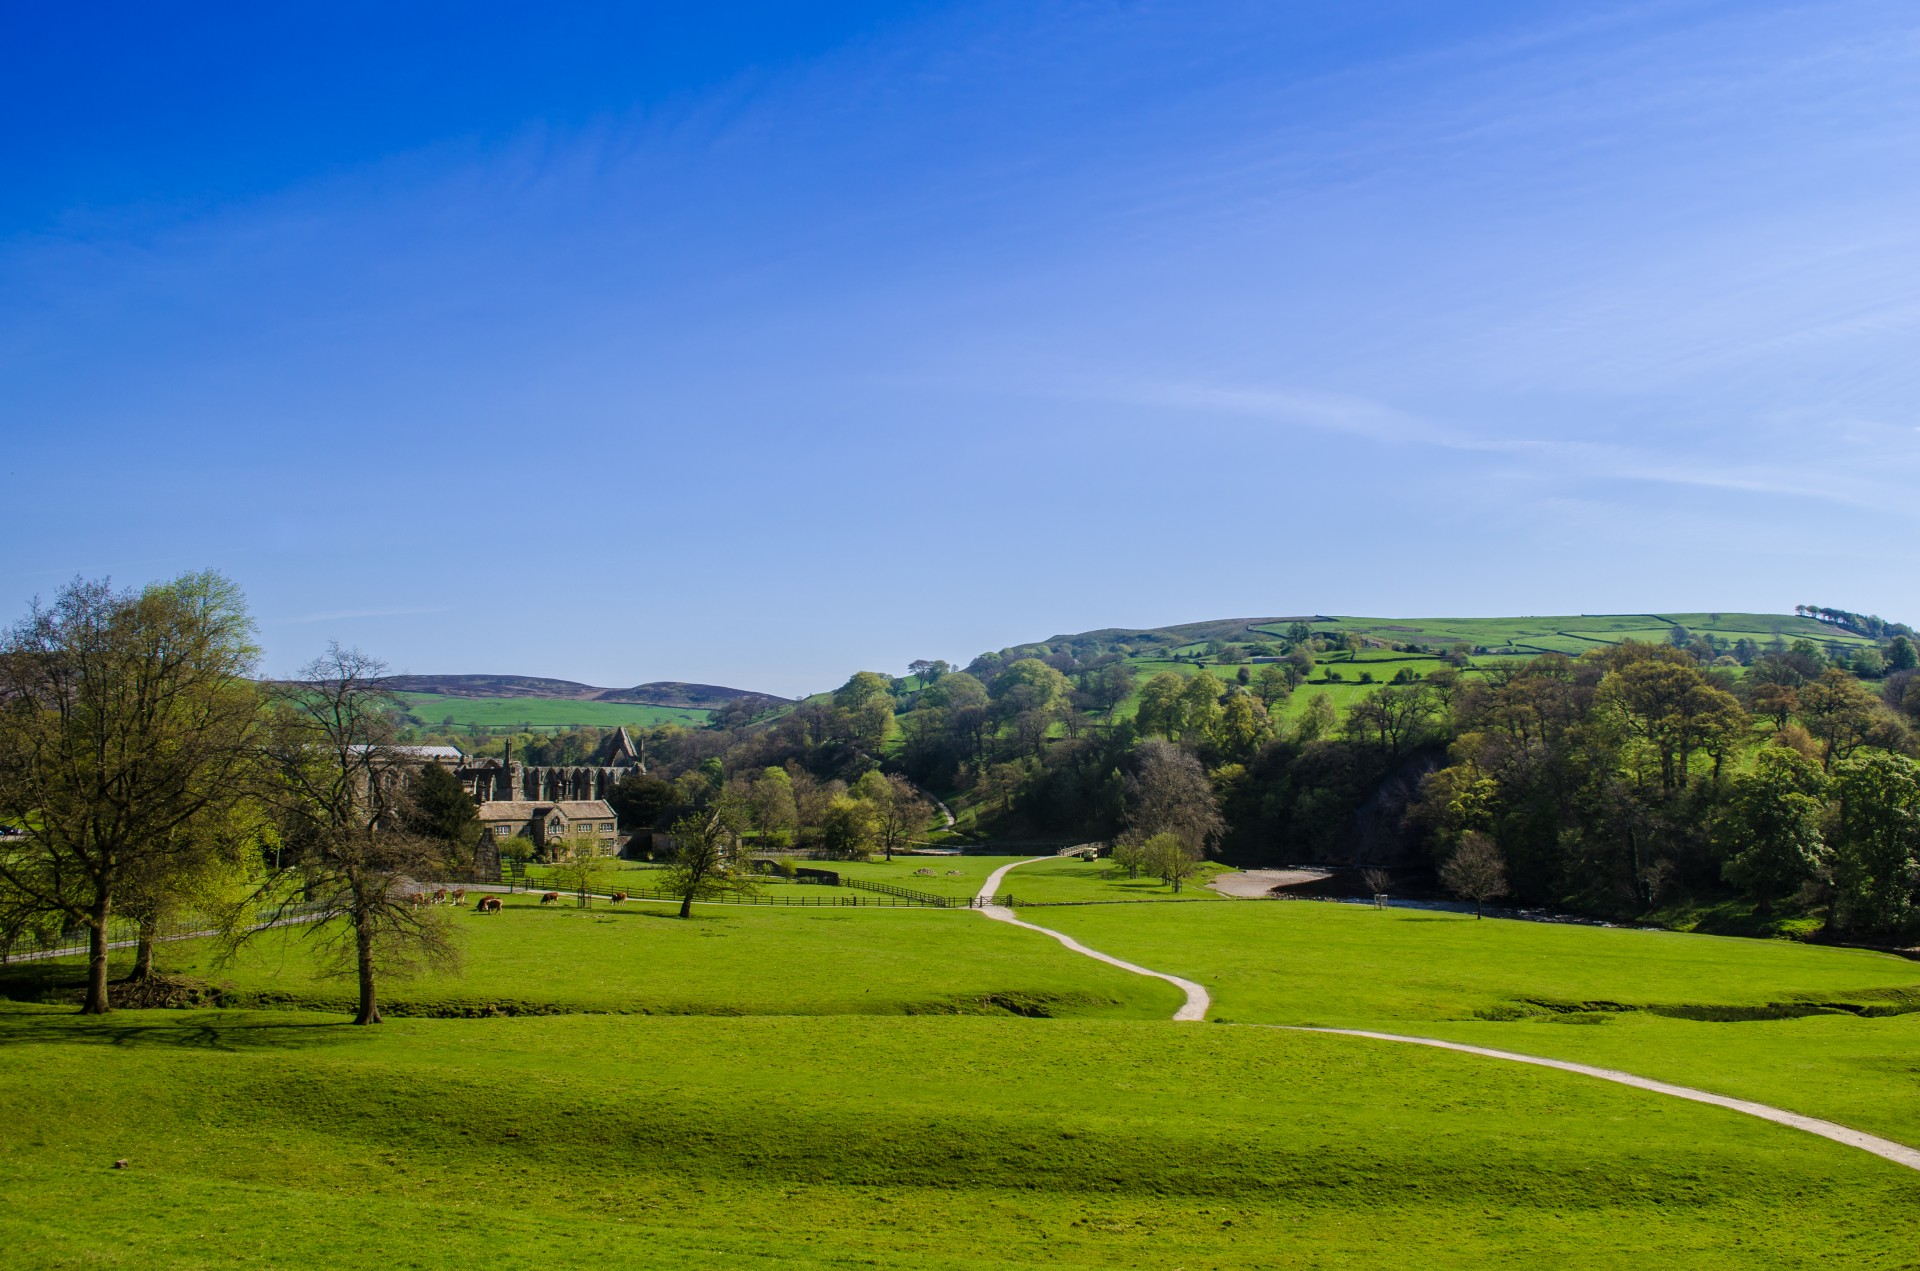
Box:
<box><xmin>451</xmin><ymin>888</ymin><xmax>467</xmax><ymax>905</ymax></box>
<box><xmin>540</xmin><ymin>891</ymin><xmax>561</xmax><ymax>905</ymax></box>
<box><xmin>914</xmin><ymin>868</ymin><xmax>935</xmax><ymax>876</ymax></box>
<box><xmin>432</xmin><ymin>888</ymin><xmax>448</xmax><ymax>905</ymax></box>
<box><xmin>408</xmin><ymin>891</ymin><xmax>431</xmax><ymax>909</ymax></box>
<box><xmin>610</xmin><ymin>892</ymin><xmax>628</xmax><ymax>905</ymax></box>
<box><xmin>475</xmin><ymin>895</ymin><xmax>502</xmax><ymax>914</ymax></box>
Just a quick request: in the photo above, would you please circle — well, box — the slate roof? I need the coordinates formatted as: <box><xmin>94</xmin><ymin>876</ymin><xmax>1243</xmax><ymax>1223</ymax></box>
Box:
<box><xmin>475</xmin><ymin>799</ymin><xmax>617</xmax><ymax>822</ymax></box>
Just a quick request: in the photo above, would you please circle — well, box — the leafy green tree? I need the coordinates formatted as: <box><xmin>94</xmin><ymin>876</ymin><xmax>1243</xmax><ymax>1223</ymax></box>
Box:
<box><xmin>748</xmin><ymin>766</ymin><xmax>796</xmax><ymax>843</ymax></box>
<box><xmin>834</xmin><ymin>671</ymin><xmax>894</xmax><ymax>712</ymax></box>
<box><xmin>1717</xmin><ymin>748</ymin><xmax>1827</xmax><ymax>914</ymax></box>
<box><xmin>1142</xmin><ymin>830</ymin><xmax>1202</xmax><ymax>893</ymax></box>
<box><xmin>993</xmin><ymin>658</ymin><xmax>1071</xmax><ymax>717</ymax></box>
<box><xmin>853</xmin><ymin>770</ymin><xmax>930</xmax><ymax>860</ymax></box>
<box><xmin>1344</xmin><ymin>685</ymin><xmax>1438</xmax><ymax>759</ymax></box>
<box><xmin>1294</xmin><ymin>692</ymin><xmax>1338</xmax><ymax>742</ymax></box>
<box><xmin>1598</xmin><ymin>646</ymin><xmax>1746</xmax><ymax>790</ymax></box>
<box><xmin>1827</xmin><ymin>751</ymin><xmax>1920</xmax><ymax>938</ymax></box>
<box><xmin>920</xmin><ymin>671</ymin><xmax>988</xmax><ymax>711</ymax></box>
<box><xmin>1889</xmin><ymin>636</ymin><xmax>1919</xmax><ymax>673</ymax></box>
<box><xmin>661</xmin><ymin>794</ymin><xmax>757</xmax><ymax>918</ymax></box>
<box><xmin>1748</xmin><ymin>682</ymin><xmax>1799</xmax><ymax>732</ymax></box>
<box><xmin>550</xmin><ymin>836</ymin><xmax>601</xmax><ymax>909</ymax></box>
<box><xmin>607</xmin><ymin>773</ymin><xmax>675</xmax><ymax>831</ymax></box>
<box><xmin>1134</xmin><ymin>672</ymin><xmax>1188</xmax><ymax>739</ymax></box>
<box><xmin>1253</xmin><ymin>662</ymin><xmax>1293</xmax><ymax>711</ymax></box>
<box><xmin>406</xmin><ymin>762</ymin><xmax>481</xmax><ymax>866</ymax></box>
<box><xmin>1082</xmin><ymin>661</ymin><xmax>1137</xmax><ymax>716</ymax></box>
<box><xmin>1214</xmin><ymin>692</ymin><xmax>1272</xmax><ymax>758</ymax></box>
<box><xmin>1179</xmin><ymin>673</ymin><xmax>1223</xmax><ymax>740</ymax></box>
<box><xmin>0</xmin><ymin>573</ymin><xmax>262</xmax><ymax>1015</ymax></box>
<box><xmin>820</xmin><ymin>793</ymin><xmax>881</xmax><ymax>860</ymax></box>
<box><xmin>1798</xmin><ymin>668</ymin><xmax>1884</xmax><ymax>770</ymax></box>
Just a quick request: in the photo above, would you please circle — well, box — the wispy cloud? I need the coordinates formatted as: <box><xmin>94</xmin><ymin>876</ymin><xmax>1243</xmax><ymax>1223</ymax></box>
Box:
<box><xmin>1066</xmin><ymin>376</ymin><xmax>1920</xmax><ymax>515</ymax></box>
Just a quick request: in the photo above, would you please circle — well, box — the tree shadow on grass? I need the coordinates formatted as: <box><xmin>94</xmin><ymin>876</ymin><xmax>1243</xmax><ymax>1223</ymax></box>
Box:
<box><xmin>0</xmin><ymin>1003</ymin><xmax>364</xmax><ymax>1052</ymax></box>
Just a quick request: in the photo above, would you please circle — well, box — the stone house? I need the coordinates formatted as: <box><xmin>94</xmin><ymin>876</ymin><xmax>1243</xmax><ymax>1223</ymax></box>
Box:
<box><xmin>476</xmin><ymin>798</ymin><xmax>620</xmax><ymax>858</ymax></box>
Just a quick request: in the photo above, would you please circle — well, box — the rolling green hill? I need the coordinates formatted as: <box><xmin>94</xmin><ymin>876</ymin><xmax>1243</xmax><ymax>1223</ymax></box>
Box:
<box><xmin>1024</xmin><ymin>611</ymin><xmax>1879</xmax><ymax>659</ymax></box>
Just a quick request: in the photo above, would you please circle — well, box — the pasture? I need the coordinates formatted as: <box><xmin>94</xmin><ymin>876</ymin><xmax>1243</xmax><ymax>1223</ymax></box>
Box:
<box><xmin>0</xmin><ymin>895</ymin><xmax>1181</xmax><ymax>1020</ymax></box>
<box><xmin>394</xmin><ymin>691</ymin><xmax>711</xmax><ymax>731</ymax></box>
<box><xmin>8</xmin><ymin>876</ymin><xmax>1920</xmax><ymax>1267</ymax></box>
<box><xmin>802</xmin><ymin>853</ymin><xmax>1232</xmax><ymax>902</ymax></box>
<box><xmin>6</xmin><ymin>1006</ymin><xmax>1920</xmax><ymax>1269</ymax></box>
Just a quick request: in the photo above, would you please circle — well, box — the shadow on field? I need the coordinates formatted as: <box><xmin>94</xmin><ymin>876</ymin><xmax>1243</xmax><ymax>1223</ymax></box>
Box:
<box><xmin>0</xmin><ymin>1005</ymin><xmax>359</xmax><ymax>1052</ymax></box>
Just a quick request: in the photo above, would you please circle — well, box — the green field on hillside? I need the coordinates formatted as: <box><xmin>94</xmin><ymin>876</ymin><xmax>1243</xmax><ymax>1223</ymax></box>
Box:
<box><xmin>395</xmin><ymin>691</ymin><xmax>711</xmax><ymax>730</ymax></box>
<box><xmin>1250</xmin><ymin>612</ymin><xmax>1878</xmax><ymax>655</ymax></box>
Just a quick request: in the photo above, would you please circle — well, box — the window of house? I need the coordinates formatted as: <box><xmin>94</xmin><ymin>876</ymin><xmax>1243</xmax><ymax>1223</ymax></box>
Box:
<box><xmin>493</xmin><ymin>825</ymin><xmax>511</xmax><ymax>837</ymax></box>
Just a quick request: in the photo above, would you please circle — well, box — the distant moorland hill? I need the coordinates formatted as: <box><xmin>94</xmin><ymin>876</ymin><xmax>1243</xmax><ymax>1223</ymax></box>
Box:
<box><xmin>380</xmin><ymin>674</ymin><xmax>779</xmax><ymax>709</ymax></box>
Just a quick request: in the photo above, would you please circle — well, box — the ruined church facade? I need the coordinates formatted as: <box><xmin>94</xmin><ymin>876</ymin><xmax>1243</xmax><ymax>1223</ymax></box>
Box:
<box><xmin>454</xmin><ymin>727</ymin><xmax>645</xmax><ymax>806</ymax></box>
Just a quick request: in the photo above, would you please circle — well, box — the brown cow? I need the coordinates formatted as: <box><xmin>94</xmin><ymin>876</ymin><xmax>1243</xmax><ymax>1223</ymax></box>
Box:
<box><xmin>432</xmin><ymin>887</ymin><xmax>448</xmax><ymax>905</ymax></box>
<box><xmin>408</xmin><ymin>891</ymin><xmax>431</xmax><ymax>909</ymax></box>
<box><xmin>475</xmin><ymin>895</ymin><xmax>502</xmax><ymax>914</ymax></box>
<box><xmin>451</xmin><ymin>888</ymin><xmax>467</xmax><ymax>905</ymax></box>
<box><xmin>610</xmin><ymin>891</ymin><xmax>628</xmax><ymax>905</ymax></box>
<box><xmin>540</xmin><ymin>891</ymin><xmax>561</xmax><ymax>905</ymax></box>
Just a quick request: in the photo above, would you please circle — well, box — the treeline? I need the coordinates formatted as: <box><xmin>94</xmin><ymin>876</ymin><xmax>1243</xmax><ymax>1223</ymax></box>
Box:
<box><xmin>614</xmin><ymin>627</ymin><xmax>1920</xmax><ymax>941</ymax></box>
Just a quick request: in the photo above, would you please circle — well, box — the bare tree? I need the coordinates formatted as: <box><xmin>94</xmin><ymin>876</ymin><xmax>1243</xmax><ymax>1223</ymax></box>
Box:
<box><xmin>661</xmin><ymin>793</ymin><xmax>758</xmax><ymax>918</ymax></box>
<box><xmin>1124</xmin><ymin>740</ymin><xmax>1224</xmax><ymax>857</ymax></box>
<box><xmin>1361</xmin><ymin>867</ymin><xmax>1392</xmax><ymax>898</ymax></box>
<box><xmin>0</xmin><ymin>573</ymin><xmax>261</xmax><ymax>1014</ymax></box>
<box><xmin>262</xmin><ymin>645</ymin><xmax>457</xmax><ymax>1024</ymax></box>
<box><xmin>1440</xmin><ymin>832</ymin><xmax>1508</xmax><ymax>918</ymax></box>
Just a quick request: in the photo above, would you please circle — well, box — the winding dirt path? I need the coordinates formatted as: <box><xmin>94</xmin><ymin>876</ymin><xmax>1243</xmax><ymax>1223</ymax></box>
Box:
<box><xmin>973</xmin><ymin>858</ymin><xmax>1210</xmax><ymax>1021</ymax></box>
<box><xmin>973</xmin><ymin>857</ymin><xmax>1920</xmax><ymax>1173</ymax></box>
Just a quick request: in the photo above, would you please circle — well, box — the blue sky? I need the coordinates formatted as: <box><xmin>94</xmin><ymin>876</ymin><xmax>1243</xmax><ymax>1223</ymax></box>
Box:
<box><xmin>4</xmin><ymin>1</ymin><xmax>1917</xmax><ymax>696</ymax></box>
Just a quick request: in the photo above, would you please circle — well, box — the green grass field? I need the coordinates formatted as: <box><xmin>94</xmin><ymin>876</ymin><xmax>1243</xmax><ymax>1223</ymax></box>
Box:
<box><xmin>1034</xmin><ymin>899</ymin><xmax>1920</xmax><ymax>1144</ymax></box>
<box><xmin>395</xmin><ymin>691</ymin><xmax>711</xmax><ymax>730</ymax></box>
<box><xmin>10</xmin><ymin>874</ymin><xmax>1920</xmax><ymax>1267</ymax></box>
<box><xmin>1</xmin><ymin>895</ymin><xmax>1180</xmax><ymax>1020</ymax></box>
<box><xmin>818</xmin><ymin>852</ymin><xmax>1232</xmax><ymax>901</ymax></box>
<box><xmin>5</xmin><ymin>1007</ymin><xmax>1918</xmax><ymax>1269</ymax></box>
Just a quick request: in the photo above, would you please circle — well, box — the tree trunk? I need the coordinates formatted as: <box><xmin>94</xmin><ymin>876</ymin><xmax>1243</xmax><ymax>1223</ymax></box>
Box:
<box><xmin>131</xmin><ymin>917</ymin><xmax>157</xmax><ymax>981</ymax></box>
<box><xmin>353</xmin><ymin>916</ymin><xmax>381</xmax><ymax>1025</ymax></box>
<box><xmin>82</xmin><ymin>892</ymin><xmax>112</xmax><ymax>1015</ymax></box>
<box><xmin>678</xmin><ymin>893</ymin><xmax>693</xmax><ymax>919</ymax></box>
